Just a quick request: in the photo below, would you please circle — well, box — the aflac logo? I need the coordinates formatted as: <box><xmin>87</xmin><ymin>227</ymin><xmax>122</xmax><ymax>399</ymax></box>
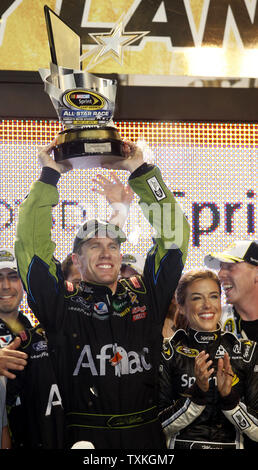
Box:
<box><xmin>73</xmin><ymin>343</ymin><xmax>152</xmax><ymax>377</ymax></box>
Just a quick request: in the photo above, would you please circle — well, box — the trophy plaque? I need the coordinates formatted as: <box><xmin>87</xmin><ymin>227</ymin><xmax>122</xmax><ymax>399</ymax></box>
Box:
<box><xmin>39</xmin><ymin>6</ymin><xmax>124</xmax><ymax>169</ymax></box>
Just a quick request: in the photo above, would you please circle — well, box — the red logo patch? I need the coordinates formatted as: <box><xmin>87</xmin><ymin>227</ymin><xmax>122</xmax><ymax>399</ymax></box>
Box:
<box><xmin>65</xmin><ymin>281</ymin><xmax>74</xmax><ymax>292</ymax></box>
<box><xmin>130</xmin><ymin>276</ymin><xmax>141</xmax><ymax>289</ymax></box>
<box><xmin>19</xmin><ymin>330</ymin><xmax>28</xmax><ymax>341</ymax></box>
<box><xmin>132</xmin><ymin>305</ymin><xmax>147</xmax><ymax>321</ymax></box>
<box><xmin>132</xmin><ymin>312</ymin><xmax>147</xmax><ymax>321</ymax></box>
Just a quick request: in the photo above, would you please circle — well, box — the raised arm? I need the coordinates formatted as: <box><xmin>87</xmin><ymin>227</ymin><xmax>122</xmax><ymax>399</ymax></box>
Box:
<box><xmin>128</xmin><ymin>152</ymin><xmax>190</xmax><ymax>320</ymax></box>
<box><xmin>92</xmin><ymin>172</ymin><xmax>134</xmax><ymax>229</ymax></box>
<box><xmin>110</xmin><ymin>141</ymin><xmax>190</xmax><ymax>265</ymax></box>
<box><xmin>15</xmin><ymin>140</ymin><xmax>69</xmax><ymax>328</ymax></box>
<box><xmin>102</xmin><ymin>141</ymin><xmax>190</xmax><ymax>321</ymax></box>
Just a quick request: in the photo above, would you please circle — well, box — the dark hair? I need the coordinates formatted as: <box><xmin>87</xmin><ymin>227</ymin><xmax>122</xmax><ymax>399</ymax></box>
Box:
<box><xmin>61</xmin><ymin>253</ymin><xmax>74</xmax><ymax>280</ymax></box>
<box><xmin>176</xmin><ymin>269</ymin><xmax>221</xmax><ymax>307</ymax></box>
<box><xmin>173</xmin><ymin>308</ymin><xmax>189</xmax><ymax>331</ymax></box>
<box><xmin>167</xmin><ymin>296</ymin><xmax>188</xmax><ymax>333</ymax></box>
<box><xmin>73</xmin><ymin>243</ymin><xmax>83</xmax><ymax>255</ymax></box>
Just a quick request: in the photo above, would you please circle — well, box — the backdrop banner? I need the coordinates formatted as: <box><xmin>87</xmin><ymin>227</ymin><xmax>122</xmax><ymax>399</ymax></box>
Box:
<box><xmin>2</xmin><ymin>0</ymin><xmax>258</xmax><ymax>84</ymax></box>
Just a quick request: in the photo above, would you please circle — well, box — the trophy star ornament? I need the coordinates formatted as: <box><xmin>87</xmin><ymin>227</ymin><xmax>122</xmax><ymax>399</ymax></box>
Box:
<box><xmin>0</xmin><ymin>0</ymin><xmax>22</xmax><ymax>47</ymax></box>
<box><xmin>80</xmin><ymin>16</ymin><xmax>149</xmax><ymax>70</ymax></box>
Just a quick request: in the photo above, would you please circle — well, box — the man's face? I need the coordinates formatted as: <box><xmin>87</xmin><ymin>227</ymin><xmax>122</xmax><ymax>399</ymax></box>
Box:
<box><xmin>218</xmin><ymin>261</ymin><xmax>257</xmax><ymax>305</ymax></box>
<box><xmin>72</xmin><ymin>236</ymin><xmax>122</xmax><ymax>292</ymax></box>
<box><xmin>0</xmin><ymin>268</ymin><xmax>23</xmax><ymax>317</ymax></box>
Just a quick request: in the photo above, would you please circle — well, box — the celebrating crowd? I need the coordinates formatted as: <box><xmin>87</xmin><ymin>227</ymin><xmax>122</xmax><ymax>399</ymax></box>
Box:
<box><xmin>0</xmin><ymin>139</ymin><xmax>257</xmax><ymax>450</ymax></box>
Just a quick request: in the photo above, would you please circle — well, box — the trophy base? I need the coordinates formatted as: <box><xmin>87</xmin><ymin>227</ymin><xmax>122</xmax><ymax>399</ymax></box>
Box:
<box><xmin>54</xmin><ymin>127</ymin><xmax>125</xmax><ymax>169</ymax></box>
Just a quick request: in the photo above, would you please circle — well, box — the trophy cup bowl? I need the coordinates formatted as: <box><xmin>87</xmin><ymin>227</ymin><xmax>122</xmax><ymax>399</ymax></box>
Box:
<box><xmin>54</xmin><ymin>126</ymin><xmax>123</xmax><ymax>170</ymax></box>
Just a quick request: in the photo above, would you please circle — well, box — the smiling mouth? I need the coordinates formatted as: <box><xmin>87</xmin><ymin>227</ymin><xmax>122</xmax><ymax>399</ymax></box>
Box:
<box><xmin>199</xmin><ymin>313</ymin><xmax>215</xmax><ymax>319</ymax></box>
<box><xmin>0</xmin><ymin>295</ymin><xmax>13</xmax><ymax>300</ymax></box>
<box><xmin>96</xmin><ymin>264</ymin><xmax>113</xmax><ymax>269</ymax></box>
<box><xmin>222</xmin><ymin>284</ymin><xmax>233</xmax><ymax>295</ymax></box>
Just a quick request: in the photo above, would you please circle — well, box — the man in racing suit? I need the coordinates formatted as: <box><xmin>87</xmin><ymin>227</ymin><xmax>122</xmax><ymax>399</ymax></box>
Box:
<box><xmin>15</xmin><ymin>140</ymin><xmax>190</xmax><ymax>449</ymax></box>
<box><xmin>158</xmin><ymin>327</ymin><xmax>258</xmax><ymax>449</ymax></box>
<box><xmin>0</xmin><ymin>247</ymin><xmax>64</xmax><ymax>448</ymax></box>
<box><xmin>204</xmin><ymin>240</ymin><xmax>258</xmax><ymax>449</ymax></box>
<box><xmin>6</xmin><ymin>322</ymin><xmax>65</xmax><ymax>448</ymax></box>
<box><xmin>204</xmin><ymin>240</ymin><xmax>258</xmax><ymax>342</ymax></box>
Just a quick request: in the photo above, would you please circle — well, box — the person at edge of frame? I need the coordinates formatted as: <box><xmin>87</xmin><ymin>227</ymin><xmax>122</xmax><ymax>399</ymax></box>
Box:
<box><xmin>14</xmin><ymin>138</ymin><xmax>190</xmax><ymax>449</ymax></box>
<box><xmin>158</xmin><ymin>269</ymin><xmax>258</xmax><ymax>450</ymax></box>
<box><xmin>0</xmin><ymin>247</ymin><xmax>65</xmax><ymax>448</ymax></box>
<box><xmin>204</xmin><ymin>240</ymin><xmax>258</xmax><ymax>341</ymax></box>
<box><xmin>204</xmin><ymin>239</ymin><xmax>258</xmax><ymax>449</ymax></box>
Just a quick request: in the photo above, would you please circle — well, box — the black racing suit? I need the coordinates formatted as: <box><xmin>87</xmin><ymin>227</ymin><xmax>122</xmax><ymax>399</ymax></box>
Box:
<box><xmin>15</xmin><ymin>163</ymin><xmax>190</xmax><ymax>449</ymax></box>
<box><xmin>221</xmin><ymin>304</ymin><xmax>258</xmax><ymax>450</ymax></box>
<box><xmin>0</xmin><ymin>312</ymin><xmax>32</xmax><ymax>345</ymax></box>
<box><xmin>158</xmin><ymin>327</ymin><xmax>258</xmax><ymax>449</ymax></box>
<box><xmin>0</xmin><ymin>314</ymin><xmax>65</xmax><ymax>448</ymax></box>
<box><xmin>221</xmin><ymin>304</ymin><xmax>258</xmax><ymax>342</ymax></box>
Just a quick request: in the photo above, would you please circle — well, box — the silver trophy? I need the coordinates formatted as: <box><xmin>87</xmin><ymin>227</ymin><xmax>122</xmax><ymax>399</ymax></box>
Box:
<box><xmin>39</xmin><ymin>6</ymin><xmax>124</xmax><ymax>169</ymax></box>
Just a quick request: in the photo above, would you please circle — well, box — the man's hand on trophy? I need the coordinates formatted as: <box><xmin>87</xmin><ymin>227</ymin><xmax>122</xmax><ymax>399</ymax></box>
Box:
<box><xmin>101</xmin><ymin>141</ymin><xmax>144</xmax><ymax>173</ymax></box>
<box><xmin>38</xmin><ymin>139</ymin><xmax>72</xmax><ymax>174</ymax></box>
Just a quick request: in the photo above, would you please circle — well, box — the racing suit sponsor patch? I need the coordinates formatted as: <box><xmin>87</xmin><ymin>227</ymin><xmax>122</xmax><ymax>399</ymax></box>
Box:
<box><xmin>19</xmin><ymin>330</ymin><xmax>28</xmax><ymax>342</ymax></box>
<box><xmin>112</xmin><ymin>298</ymin><xmax>128</xmax><ymax>312</ymax></box>
<box><xmin>94</xmin><ymin>302</ymin><xmax>108</xmax><ymax>314</ymax></box>
<box><xmin>132</xmin><ymin>305</ymin><xmax>147</xmax><ymax>321</ymax></box>
<box><xmin>223</xmin><ymin>318</ymin><xmax>235</xmax><ymax>333</ymax></box>
<box><xmin>73</xmin><ymin>343</ymin><xmax>152</xmax><ymax>376</ymax></box>
<box><xmin>35</xmin><ymin>327</ymin><xmax>46</xmax><ymax>337</ymax></box>
<box><xmin>176</xmin><ymin>345</ymin><xmax>199</xmax><ymax>358</ymax></box>
<box><xmin>65</xmin><ymin>280</ymin><xmax>74</xmax><ymax>292</ymax></box>
<box><xmin>194</xmin><ymin>331</ymin><xmax>218</xmax><ymax>343</ymax></box>
<box><xmin>0</xmin><ymin>335</ymin><xmax>12</xmax><ymax>347</ymax></box>
<box><xmin>215</xmin><ymin>345</ymin><xmax>227</xmax><ymax>359</ymax></box>
<box><xmin>233</xmin><ymin>344</ymin><xmax>241</xmax><ymax>355</ymax></box>
<box><xmin>242</xmin><ymin>340</ymin><xmax>256</xmax><ymax>362</ymax></box>
<box><xmin>93</xmin><ymin>302</ymin><xmax>109</xmax><ymax>320</ymax></box>
<box><xmin>120</xmin><ymin>276</ymin><xmax>146</xmax><ymax>294</ymax></box>
<box><xmin>147</xmin><ymin>176</ymin><xmax>166</xmax><ymax>201</ymax></box>
<box><xmin>128</xmin><ymin>291</ymin><xmax>139</xmax><ymax>304</ymax></box>
<box><xmin>231</xmin><ymin>374</ymin><xmax>240</xmax><ymax>387</ymax></box>
<box><xmin>162</xmin><ymin>341</ymin><xmax>174</xmax><ymax>360</ymax></box>
<box><xmin>232</xmin><ymin>409</ymin><xmax>251</xmax><ymax>431</ymax></box>
<box><xmin>32</xmin><ymin>340</ymin><xmax>48</xmax><ymax>352</ymax></box>
<box><xmin>113</xmin><ymin>306</ymin><xmax>131</xmax><ymax>318</ymax></box>
<box><xmin>130</xmin><ymin>276</ymin><xmax>142</xmax><ymax>289</ymax></box>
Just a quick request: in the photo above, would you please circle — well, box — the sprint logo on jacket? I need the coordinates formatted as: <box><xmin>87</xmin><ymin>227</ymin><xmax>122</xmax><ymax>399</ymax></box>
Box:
<box><xmin>73</xmin><ymin>343</ymin><xmax>152</xmax><ymax>377</ymax></box>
